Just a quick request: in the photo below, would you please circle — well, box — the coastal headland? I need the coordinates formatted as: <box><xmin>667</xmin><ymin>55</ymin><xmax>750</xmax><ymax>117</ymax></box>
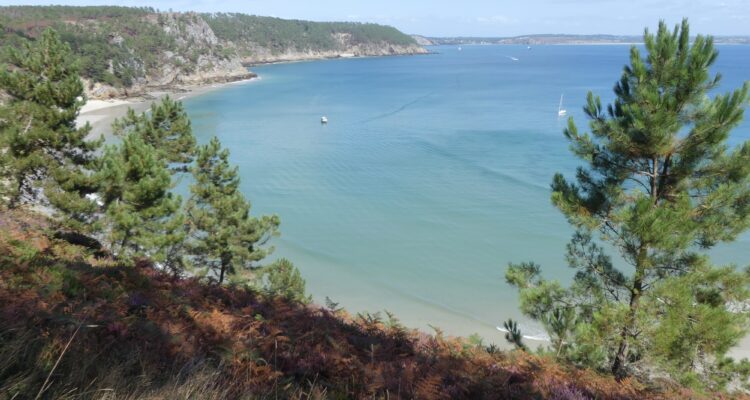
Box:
<box><xmin>0</xmin><ymin>6</ymin><xmax>428</xmax><ymax>101</ymax></box>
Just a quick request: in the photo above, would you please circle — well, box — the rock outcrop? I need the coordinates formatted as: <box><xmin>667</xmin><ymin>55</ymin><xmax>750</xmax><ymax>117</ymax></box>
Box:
<box><xmin>237</xmin><ymin>42</ymin><xmax>428</xmax><ymax>65</ymax></box>
<box><xmin>411</xmin><ymin>35</ymin><xmax>435</xmax><ymax>46</ymax></box>
<box><xmin>81</xmin><ymin>12</ymin><xmax>256</xmax><ymax>99</ymax></box>
<box><xmin>201</xmin><ymin>13</ymin><xmax>429</xmax><ymax>66</ymax></box>
<box><xmin>0</xmin><ymin>7</ymin><xmax>427</xmax><ymax>100</ymax></box>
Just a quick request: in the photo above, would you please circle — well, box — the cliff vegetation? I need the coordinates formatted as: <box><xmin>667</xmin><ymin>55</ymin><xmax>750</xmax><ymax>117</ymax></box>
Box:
<box><xmin>0</xmin><ymin>6</ymin><xmax>425</xmax><ymax>99</ymax></box>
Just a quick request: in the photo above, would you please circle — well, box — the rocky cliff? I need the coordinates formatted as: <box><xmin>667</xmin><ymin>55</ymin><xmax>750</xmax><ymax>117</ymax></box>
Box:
<box><xmin>0</xmin><ymin>7</ymin><xmax>427</xmax><ymax>99</ymax></box>
<box><xmin>151</xmin><ymin>13</ymin><xmax>255</xmax><ymax>85</ymax></box>
<box><xmin>80</xmin><ymin>12</ymin><xmax>257</xmax><ymax>99</ymax></box>
<box><xmin>411</xmin><ymin>35</ymin><xmax>435</xmax><ymax>46</ymax></box>
<box><xmin>202</xmin><ymin>13</ymin><xmax>428</xmax><ymax>65</ymax></box>
<box><xmin>236</xmin><ymin>41</ymin><xmax>428</xmax><ymax>65</ymax></box>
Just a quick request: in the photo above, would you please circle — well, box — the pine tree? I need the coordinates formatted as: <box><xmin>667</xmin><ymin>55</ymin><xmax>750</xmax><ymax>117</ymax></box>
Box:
<box><xmin>98</xmin><ymin>132</ymin><xmax>184</xmax><ymax>263</ymax></box>
<box><xmin>186</xmin><ymin>136</ymin><xmax>279</xmax><ymax>284</ymax></box>
<box><xmin>0</xmin><ymin>28</ymin><xmax>102</xmax><ymax>229</ymax></box>
<box><xmin>506</xmin><ymin>19</ymin><xmax>750</xmax><ymax>382</ymax></box>
<box><xmin>113</xmin><ymin>96</ymin><xmax>196</xmax><ymax>173</ymax></box>
<box><xmin>502</xmin><ymin>319</ymin><xmax>527</xmax><ymax>351</ymax></box>
<box><xmin>260</xmin><ymin>258</ymin><xmax>310</xmax><ymax>303</ymax></box>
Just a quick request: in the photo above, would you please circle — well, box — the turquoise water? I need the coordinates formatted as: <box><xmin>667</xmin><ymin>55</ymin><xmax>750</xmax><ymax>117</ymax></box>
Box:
<box><xmin>184</xmin><ymin>45</ymin><xmax>750</xmax><ymax>343</ymax></box>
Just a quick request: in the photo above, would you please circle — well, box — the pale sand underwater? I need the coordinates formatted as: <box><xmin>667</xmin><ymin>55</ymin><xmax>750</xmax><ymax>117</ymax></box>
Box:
<box><xmin>76</xmin><ymin>48</ymin><xmax>750</xmax><ymax>358</ymax></box>
<box><xmin>77</xmin><ymin>77</ymin><xmax>260</xmax><ymax>137</ymax></box>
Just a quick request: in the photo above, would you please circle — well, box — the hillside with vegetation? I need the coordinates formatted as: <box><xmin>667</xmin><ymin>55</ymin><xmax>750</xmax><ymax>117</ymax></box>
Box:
<box><xmin>1</xmin><ymin>14</ymin><xmax>750</xmax><ymax>400</ymax></box>
<box><xmin>0</xmin><ymin>6</ymin><xmax>253</xmax><ymax>98</ymax></box>
<box><xmin>2</xmin><ymin>209</ymin><xmax>710</xmax><ymax>399</ymax></box>
<box><xmin>202</xmin><ymin>13</ymin><xmax>427</xmax><ymax>64</ymax></box>
<box><xmin>0</xmin><ymin>6</ymin><xmax>425</xmax><ymax>99</ymax></box>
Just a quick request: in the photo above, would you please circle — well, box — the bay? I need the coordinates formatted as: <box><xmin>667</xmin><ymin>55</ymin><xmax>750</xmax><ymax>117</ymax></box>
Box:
<box><xmin>183</xmin><ymin>44</ymin><xmax>750</xmax><ymax>343</ymax></box>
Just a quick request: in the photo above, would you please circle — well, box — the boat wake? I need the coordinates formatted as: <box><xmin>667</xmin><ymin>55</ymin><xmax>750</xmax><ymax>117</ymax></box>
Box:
<box><xmin>412</xmin><ymin>138</ymin><xmax>550</xmax><ymax>191</ymax></box>
<box><xmin>359</xmin><ymin>92</ymin><xmax>435</xmax><ymax>124</ymax></box>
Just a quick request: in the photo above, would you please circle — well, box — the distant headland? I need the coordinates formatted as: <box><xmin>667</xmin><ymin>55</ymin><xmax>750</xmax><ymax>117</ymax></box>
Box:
<box><xmin>412</xmin><ymin>34</ymin><xmax>750</xmax><ymax>45</ymax></box>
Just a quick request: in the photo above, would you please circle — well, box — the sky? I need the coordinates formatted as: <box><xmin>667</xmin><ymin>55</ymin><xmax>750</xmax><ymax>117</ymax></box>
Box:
<box><xmin>4</xmin><ymin>0</ymin><xmax>750</xmax><ymax>37</ymax></box>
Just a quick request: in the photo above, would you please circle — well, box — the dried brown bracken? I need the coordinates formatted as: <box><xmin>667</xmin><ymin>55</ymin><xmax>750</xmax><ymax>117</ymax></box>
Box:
<box><xmin>0</xmin><ymin>209</ymin><xmax>744</xmax><ymax>400</ymax></box>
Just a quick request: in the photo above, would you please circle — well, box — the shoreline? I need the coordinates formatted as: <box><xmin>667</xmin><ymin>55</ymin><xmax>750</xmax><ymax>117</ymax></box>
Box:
<box><xmin>242</xmin><ymin>50</ymin><xmax>434</xmax><ymax>67</ymax></box>
<box><xmin>77</xmin><ymin>50</ymin><xmax>431</xmax><ymax>133</ymax></box>
<box><xmin>78</xmin><ymin>77</ymin><xmax>260</xmax><ymax>137</ymax></box>
<box><xmin>77</xmin><ymin>49</ymin><xmax>431</xmax><ymax>134</ymax></box>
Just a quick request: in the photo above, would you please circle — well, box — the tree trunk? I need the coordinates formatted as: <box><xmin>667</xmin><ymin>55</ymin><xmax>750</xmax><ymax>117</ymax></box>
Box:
<box><xmin>218</xmin><ymin>264</ymin><xmax>226</xmax><ymax>284</ymax></box>
<box><xmin>612</xmin><ymin>251</ymin><xmax>645</xmax><ymax>379</ymax></box>
<box><xmin>613</xmin><ymin>157</ymin><xmax>659</xmax><ymax>378</ymax></box>
<box><xmin>218</xmin><ymin>254</ymin><xmax>230</xmax><ymax>284</ymax></box>
<box><xmin>612</xmin><ymin>289</ymin><xmax>641</xmax><ymax>378</ymax></box>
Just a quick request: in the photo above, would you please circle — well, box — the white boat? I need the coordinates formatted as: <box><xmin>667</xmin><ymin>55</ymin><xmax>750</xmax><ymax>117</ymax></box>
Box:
<box><xmin>321</xmin><ymin>116</ymin><xmax>328</xmax><ymax>124</ymax></box>
<box><xmin>557</xmin><ymin>94</ymin><xmax>567</xmax><ymax>117</ymax></box>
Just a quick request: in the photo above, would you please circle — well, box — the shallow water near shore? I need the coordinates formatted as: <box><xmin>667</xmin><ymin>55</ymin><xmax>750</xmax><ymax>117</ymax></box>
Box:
<box><xmin>182</xmin><ymin>45</ymin><xmax>750</xmax><ymax>345</ymax></box>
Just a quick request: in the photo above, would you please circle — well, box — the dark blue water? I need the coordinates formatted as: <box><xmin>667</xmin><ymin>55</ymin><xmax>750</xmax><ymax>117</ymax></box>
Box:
<box><xmin>184</xmin><ymin>45</ymin><xmax>750</xmax><ymax>342</ymax></box>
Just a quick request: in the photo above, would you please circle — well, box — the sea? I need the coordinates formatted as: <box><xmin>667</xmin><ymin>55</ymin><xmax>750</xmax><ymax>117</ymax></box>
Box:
<box><xmin>182</xmin><ymin>44</ymin><xmax>750</xmax><ymax>344</ymax></box>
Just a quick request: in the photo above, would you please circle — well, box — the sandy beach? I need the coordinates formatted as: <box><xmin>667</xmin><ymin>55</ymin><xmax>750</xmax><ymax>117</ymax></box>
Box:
<box><xmin>77</xmin><ymin>77</ymin><xmax>260</xmax><ymax>137</ymax></box>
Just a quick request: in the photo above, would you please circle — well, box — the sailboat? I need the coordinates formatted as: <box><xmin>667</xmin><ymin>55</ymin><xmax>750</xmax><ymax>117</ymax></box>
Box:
<box><xmin>557</xmin><ymin>94</ymin><xmax>567</xmax><ymax>117</ymax></box>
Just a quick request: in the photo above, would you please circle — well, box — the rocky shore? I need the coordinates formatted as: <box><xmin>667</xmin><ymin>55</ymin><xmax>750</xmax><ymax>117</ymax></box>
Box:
<box><xmin>1</xmin><ymin>7</ymin><xmax>428</xmax><ymax>101</ymax></box>
<box><xmin>70</xmin><ymin>12</ymin><xmax>427</xmax><ymax>100</ymax></box>
<box><xmin>237</xmin><ymin>43</ymin><xmax>429</xmax><ymax>65</ymax></box>
<box><xmin>82</xmin><ymin>13</ymin><xmax>259</xmax><ymax>100</ymax></box>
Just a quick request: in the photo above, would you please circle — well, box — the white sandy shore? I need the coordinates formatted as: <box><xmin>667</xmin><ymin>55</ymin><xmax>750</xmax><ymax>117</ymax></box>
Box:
<box><xmin>77</xmin><ymin>77</ymin><xmax>260</xmax><ymax>137</ymax></box>
<box><xmin>79</xmin><ymin>99</ymin><xmax>136</xmax><ymax>114</ymax></box>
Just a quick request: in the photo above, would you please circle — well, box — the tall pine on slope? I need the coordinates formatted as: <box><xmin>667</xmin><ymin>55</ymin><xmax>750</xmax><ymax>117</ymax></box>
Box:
<box><xmin>98</xmin><ymin>132</ymin><xmax>184</xmax><ymax>263</ymax></box>
<box><xmin>113</xmin><ymin>96</ymin><xmax>196</xmax><ymax>173</ymax></box>
<box><xmin>506</xmin><ymin>19</ymin><xmax>750</xmax><ymax>384</ymax></box>
<box><xmin>0</xmin><ymin>28</ymin><xmax>102</xmax><ymax>230</ymax></box>
<box><xmin>186</xmin><ymin>137</ymin><xmax>279</xmax><ymax>284</ymax></box>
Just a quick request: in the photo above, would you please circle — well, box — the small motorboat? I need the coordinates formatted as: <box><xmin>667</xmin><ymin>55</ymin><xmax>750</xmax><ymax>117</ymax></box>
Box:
<box><xmin>321</xmin><ymin>116</ymin><xmax>328</xmax><ymax>124</ymax></box>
